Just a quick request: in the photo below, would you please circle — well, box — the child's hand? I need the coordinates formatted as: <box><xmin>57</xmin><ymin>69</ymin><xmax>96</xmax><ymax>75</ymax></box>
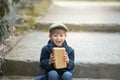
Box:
<box><xmin>64</xmin><ymin>52</ymin><xmax>69</xmax><ymax>64</ymax></box>
<box><xmin>49</xmin><ymin>53</ymin><xmax>54</xmax><ymax>65</ymax></box>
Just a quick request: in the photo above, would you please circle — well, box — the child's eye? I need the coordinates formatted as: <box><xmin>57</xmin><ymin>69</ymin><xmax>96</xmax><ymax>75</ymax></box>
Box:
<box><xmin>60</xmin><ymin>35</ymin><xmax>63</xmax><ymax>37</ymax></box>
<box><xmin>53</xmin><ymin>35</ymin><xmax>57</xmax><ymax>37</ymax></box>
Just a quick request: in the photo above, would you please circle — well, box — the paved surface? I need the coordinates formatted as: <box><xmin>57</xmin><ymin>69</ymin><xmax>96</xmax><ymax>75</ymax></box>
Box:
<box><xmin>36</xmin><ymin>1</ymin><xmax>120</xmax><ymax>24</ymax></box>
<box><xmin>3</xmin><ymin>31</ymin><xmax>120</xmax><ymax>79</ymax></box>
<box><xmin>5</xmin><ymin>31</ymin><xmax>120</xmax><ymax>64</ymax></box>
<box><xmin>2</xmin><ymin>76</ymin><xmax>113</xmax><ymax>80</ymax></box>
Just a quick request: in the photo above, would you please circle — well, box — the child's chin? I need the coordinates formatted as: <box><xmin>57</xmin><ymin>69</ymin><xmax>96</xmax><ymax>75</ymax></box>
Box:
<box><xmin>56</xmin><ymin>44</ymin><xmax>62</xmax><ymax>47</ymax></box>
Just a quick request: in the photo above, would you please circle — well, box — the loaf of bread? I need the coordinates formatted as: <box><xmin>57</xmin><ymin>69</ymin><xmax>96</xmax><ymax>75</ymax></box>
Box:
<box><xmin>52</xmin><ymin>47</ymin><xmax>67</xmax><ymax>69</ymax></box>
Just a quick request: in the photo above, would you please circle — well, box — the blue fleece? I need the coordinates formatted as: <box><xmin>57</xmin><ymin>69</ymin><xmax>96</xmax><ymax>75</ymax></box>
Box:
<box><xmin>40</xmin><ymin>40</ymin><xmax>75</xmax><ymax>75</ymax></box>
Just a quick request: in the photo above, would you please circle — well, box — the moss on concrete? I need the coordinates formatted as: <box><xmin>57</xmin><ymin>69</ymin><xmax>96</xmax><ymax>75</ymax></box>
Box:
<box><xmin>25</xmin><ymin>0</ymin><xmax>51</xmax><ymax>17</ymax></box>
<box><xmin>16</xmin><ymin>0</ymin><xmax>52</xmax><ymax>32</ymax></box>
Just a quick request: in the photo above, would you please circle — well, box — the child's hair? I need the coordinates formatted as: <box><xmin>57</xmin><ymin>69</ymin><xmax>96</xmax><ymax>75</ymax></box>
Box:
<box><xmin>49</xmin><ymin>23</ymin><xmax>68</xmax><ymax>35</ymax></box>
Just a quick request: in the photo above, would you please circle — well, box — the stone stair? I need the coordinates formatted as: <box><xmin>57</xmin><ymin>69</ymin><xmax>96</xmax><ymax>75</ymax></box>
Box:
<box><xmin>2</xmin><ymin>76</ymin><xmax>113</xmax><ymax>80</ymax></box>
<box><xmin>1</xmin><ymin>31</ymin><xmax>120</xmax><ymax>80</ymax></box>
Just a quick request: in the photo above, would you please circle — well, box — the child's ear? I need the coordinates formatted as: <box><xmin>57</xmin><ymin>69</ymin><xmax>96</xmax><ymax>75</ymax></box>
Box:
<box><xmin>65</xmin><ymin>33</ymin><xmax>67</xmax><ymax>38</ymax></box>
<box><xmin>49</xmin><ymin>34</ymin><xmax>51</xmax><ymax>38</ymax></box>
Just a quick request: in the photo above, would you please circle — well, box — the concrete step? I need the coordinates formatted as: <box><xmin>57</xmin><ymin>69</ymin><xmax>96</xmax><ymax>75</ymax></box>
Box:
<box><xmin>2</xmin><ymin>31</ymin><xmax>120</xmax><ymax>79</ymax></box>
<box><xmin>34</xmin><ymin>1</ymin><xmax>120</xmax><ymax>32</ymax></box>
<box><xmin>34</xmin><ymin>22</ymin><xmax>120</xmax><ymax>32</ymax></box>
<box><xmin>1</xmin><ymin>76</ymin><xmax>113</xmax><ymax>80</ymax></box>
<box><xmin>36</xmin><ymin>1</ymin><xmax>120</xmax><ymax>24</ymax></box>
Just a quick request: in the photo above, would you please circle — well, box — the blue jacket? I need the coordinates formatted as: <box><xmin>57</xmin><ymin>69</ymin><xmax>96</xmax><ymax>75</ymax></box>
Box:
<box><xmin>40</xmin><ymin>40</ymin><xmax>75</xmax><ymax>75</ymax></box>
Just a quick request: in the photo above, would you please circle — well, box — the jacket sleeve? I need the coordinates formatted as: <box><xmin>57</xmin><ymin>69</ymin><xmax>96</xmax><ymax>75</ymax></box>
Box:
<box><xmin>40</xmin><ymin>47</ymin><xmax>54</xmax><ymax>69</ymax></box>
<box><xmin>67</xmin><ymin>49</ymin><xmax>75</xmax><ymax>70</ymax></box>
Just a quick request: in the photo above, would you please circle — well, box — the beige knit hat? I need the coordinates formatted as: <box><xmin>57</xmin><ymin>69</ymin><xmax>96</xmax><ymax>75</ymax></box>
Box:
<box><xmin>49</xmin><ymin>23</ymin><xmax>68</xmax><ymax>33</ymax></box>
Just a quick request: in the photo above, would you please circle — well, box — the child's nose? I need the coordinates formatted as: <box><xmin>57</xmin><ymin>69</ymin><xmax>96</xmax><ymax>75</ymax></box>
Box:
<box><xmin>57</xmin><ymin>36</ymin><xmax>61</xmax><ymax>40</ymax></box>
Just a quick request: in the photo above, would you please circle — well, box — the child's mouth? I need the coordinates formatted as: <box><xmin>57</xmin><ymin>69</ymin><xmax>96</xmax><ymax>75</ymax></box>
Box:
<box><xmin>56</xmin><ymin>41</ymin><xmax>61</xmax><ymax>44</ymax></box>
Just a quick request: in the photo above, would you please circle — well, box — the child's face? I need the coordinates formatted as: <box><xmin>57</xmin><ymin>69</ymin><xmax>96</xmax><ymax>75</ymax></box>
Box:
<box><xmin>50</xmin><ymin>30</ymin><xmax>66</xmax><ymax>47</ymax></box>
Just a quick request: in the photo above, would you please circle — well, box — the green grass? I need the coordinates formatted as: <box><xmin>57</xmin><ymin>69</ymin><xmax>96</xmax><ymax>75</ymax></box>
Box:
<box><xmin>25</xmin><ymin>0</ymin><xmax>50</xmax><ymax>17</ymax></box>
<box><xmin>16</xmin><ymin>0</ymin><xmax>51</xmax><ymax>32</ymax></box>
<box><xmin>15</xmin><ymin>17</ymin><xmax>36</xmax><ymax>32</ymax></box>
<box><xmin>26</xmin><ymin>17</ymin><xmax>36</xmax><ymax>26</ymax></box>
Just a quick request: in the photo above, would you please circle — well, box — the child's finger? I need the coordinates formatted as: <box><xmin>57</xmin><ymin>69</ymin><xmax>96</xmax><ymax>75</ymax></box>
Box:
<box><xmin>64</xmin><ymin>54</ymin><xmax>69</xmax><ymax>63</ymax></box>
